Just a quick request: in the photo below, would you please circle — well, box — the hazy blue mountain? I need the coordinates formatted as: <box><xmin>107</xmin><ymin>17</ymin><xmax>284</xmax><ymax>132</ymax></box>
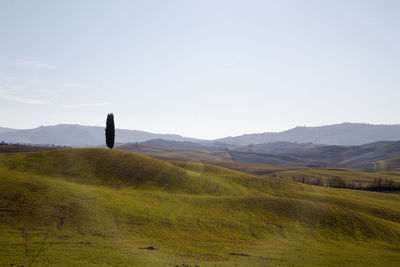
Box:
<box><xmin>0</xmin><ymin>127</ymin><xmax>17</xmax><ymax>134</ymax></box>
<box><xmin>0</xmin><ymin>124</ymin><xmax>199</xmax><ymax>147</ymax></box>
<box><xmin>216</xmin><ymin>123</ymin><xmax>400</xmax><ymax>146</ymax></box>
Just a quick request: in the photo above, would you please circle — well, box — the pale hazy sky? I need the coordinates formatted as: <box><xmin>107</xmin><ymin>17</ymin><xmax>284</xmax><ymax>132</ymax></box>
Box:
<box><xmin>1</xmin><ymin>0</ymin><xmax>400</xmax><ymax>139</ymax></box>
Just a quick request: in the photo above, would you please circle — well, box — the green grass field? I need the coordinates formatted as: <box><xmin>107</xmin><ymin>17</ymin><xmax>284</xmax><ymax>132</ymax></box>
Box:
<box><xmin>0</xmin><ymin>149</ymin><xmax>400</xmax><ymax>266</ymax></box>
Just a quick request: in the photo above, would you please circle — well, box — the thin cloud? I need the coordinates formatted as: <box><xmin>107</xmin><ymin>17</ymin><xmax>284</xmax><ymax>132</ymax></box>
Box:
<box><xmin>57</xmin><ymin>102</ymin><xmax>110</xmax><ymax>108</ymax></box>
<box><xmin>0</xmin><ymin>89</ymin><xmax>53</xmax><ymax>104</ymax></box>
<box><xmin>14</xmin><ymin>60</ymin><xmax>59</xmax><ymax>70</ymax></box>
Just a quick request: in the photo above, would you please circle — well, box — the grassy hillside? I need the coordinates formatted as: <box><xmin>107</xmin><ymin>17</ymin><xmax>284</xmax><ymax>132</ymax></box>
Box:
<box><xmin>0</xmin><ymin>149</ymin><xmax>400</xmax><ymax>266</ymax></box>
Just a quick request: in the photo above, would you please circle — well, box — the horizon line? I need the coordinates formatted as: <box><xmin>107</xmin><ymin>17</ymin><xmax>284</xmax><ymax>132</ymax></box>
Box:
<box><xmin>2</xmin><ymin>121</ymin><xmax>400</xmax><ymax>141</ymax></box>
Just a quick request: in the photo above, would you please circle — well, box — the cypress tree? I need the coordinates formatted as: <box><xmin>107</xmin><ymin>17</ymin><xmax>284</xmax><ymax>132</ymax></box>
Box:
<box><xmin>105</xmin><ymin>113</ymin><xmax>115</xmax><ymax>149</ymax></box>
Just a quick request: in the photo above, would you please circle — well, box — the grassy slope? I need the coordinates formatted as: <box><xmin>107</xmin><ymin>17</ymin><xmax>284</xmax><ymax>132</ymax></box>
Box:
<box><xmin>0</xmin><ymin>149</ymin><xmax>399</xmax><ymax>266</ymax></box>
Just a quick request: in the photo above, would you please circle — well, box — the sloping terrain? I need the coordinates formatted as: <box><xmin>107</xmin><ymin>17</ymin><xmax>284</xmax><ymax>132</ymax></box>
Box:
<box><xmin>0</xmin><ymin>149</ymin><xmax>400</xmax><ymax>266</ymax></box>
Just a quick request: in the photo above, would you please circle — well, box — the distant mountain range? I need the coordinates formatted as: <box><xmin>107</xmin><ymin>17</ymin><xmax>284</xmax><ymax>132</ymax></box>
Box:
<box><xmin>0</xmin><ymin>127</ymin><xmax>16</xmax><ymax>134</ymax></box>
<box><xmin>1</xmin><ymin>122</ymin><xmax>400</xmax><ymax>147</ymax></box>
<box><xmin>0</xmin><ymin>124</ymin><xmax>199</xmax><ymax>147</ymax></box>
<box><xmin>216</xmin><ymin>123</ymin><xmax>400</xmax><ymax>146</ymax></box>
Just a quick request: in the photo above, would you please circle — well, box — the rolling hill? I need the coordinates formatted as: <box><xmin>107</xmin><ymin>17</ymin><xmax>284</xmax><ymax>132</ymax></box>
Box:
<box><xmin>117</xmin><ymin>141</ymin><xmax>400</xmax><ymax>171</ymax></box>
<box><xmin>0</xmin><ymin>149</ymin><xmax>400</xmax><ymax>266</ymax></box>
<box><xmin>229</xmin><ymin>141</ymin><xmax>400</xmax><ymax>170</ymax></box>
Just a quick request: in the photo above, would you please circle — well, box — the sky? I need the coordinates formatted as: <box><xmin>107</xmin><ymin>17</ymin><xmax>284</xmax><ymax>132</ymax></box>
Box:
<box><xmin>1</xmin><ymin>0</ymin><xmax>400</xmax><ymax>139</ymax></box>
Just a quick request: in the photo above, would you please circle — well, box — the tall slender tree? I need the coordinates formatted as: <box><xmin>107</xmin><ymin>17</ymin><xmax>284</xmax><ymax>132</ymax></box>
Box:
<box><xmin>105</xmin><ymin>113</ymin><xmax>115</xmax><ymax>149</ymax></box>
